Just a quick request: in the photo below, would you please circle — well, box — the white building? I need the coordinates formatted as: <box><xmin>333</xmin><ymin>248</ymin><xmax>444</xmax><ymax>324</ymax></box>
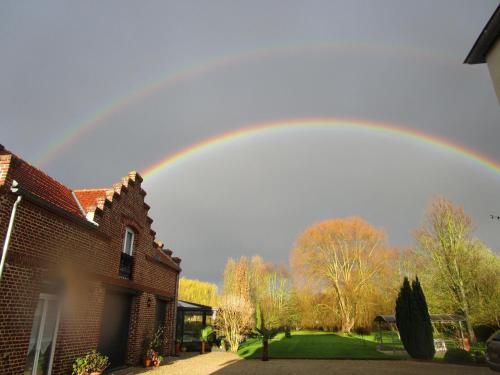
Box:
<box><xmin>465</xmin><ymin>5</ymin><xmax>500</xmax><ymax>105</ymax></box>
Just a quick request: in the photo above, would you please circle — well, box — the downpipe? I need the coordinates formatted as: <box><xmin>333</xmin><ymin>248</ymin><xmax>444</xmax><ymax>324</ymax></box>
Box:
<box><xmin>0</xmin><ymin>180</ymin><xmax>22</xmax><ymax>282</ymax></box>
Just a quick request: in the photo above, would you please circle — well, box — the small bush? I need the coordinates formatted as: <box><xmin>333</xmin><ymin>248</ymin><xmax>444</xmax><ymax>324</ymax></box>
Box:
<box><xmin>354</xmin><ymin>326</ymin><xmax>371</xmax><ymax>335</ymax></box>
<box><xmin>443</xmin><ymin>348</ymin><xmax>473</xmax><ymax>364</ymax></box>
<box><xmin>72</xmin><ymin>350</ymin><xmax>109</xmax><ymax>375</ymax></box>
<box><xmin>285</xmin><ymin>327</ymin><xmax>292</xmax><ymax>338</ymax></box>
<box><xmin>470</xmin><ymin>350</ymin><xmax>486</xmax><ymax>364</ymax></box>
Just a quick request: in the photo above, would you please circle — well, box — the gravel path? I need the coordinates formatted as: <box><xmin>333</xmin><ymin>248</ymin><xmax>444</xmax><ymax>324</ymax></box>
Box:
<box><xmin>111</xmin><ymin>352</ymin><xmax>491</xmax><ymax>375</ymax></box>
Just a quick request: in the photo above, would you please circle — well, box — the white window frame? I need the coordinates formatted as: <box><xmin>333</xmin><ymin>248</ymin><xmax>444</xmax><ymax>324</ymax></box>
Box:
<box><xmin>123</xmin><ymin>227</ymin><xmax>135</xmax><ymax>256</ymax></box>
<box><xmin>28</xmin><ymin>293</ymin><xmax>61</xmax><ymax>375</ymax></box>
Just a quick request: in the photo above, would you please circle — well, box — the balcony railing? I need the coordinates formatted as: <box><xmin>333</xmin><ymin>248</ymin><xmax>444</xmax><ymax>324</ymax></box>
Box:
<box><xmin>119</xmin><ymin>252</ymin><xmax>134</xmax><ymax>279</ymax></box>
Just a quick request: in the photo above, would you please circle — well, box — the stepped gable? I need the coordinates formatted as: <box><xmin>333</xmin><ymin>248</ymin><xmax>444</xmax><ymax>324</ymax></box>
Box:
<box><xmin>74</xmin><ymin>171</ymin><xmax>146</xmax><ymax>219</ymax></box>
<box><xmin>0</xmin><ymin>144</ymin><xmax>83</xmax><ymax>218</ymax></box>
<box><xmin>0</xmin><ymin>144</ymin><xmax>182</xmax><ymax>270</ymax></box>
<box><xmin>73</xmin><ymin>170</ymin><xmax>181</xmax><ymax>269</ymax></box>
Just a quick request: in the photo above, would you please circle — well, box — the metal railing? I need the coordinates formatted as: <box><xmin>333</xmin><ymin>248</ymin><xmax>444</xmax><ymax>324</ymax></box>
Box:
<box><xmin>119</xmin><ymin>252</ymin><xmax>134</xmax><ymax>279</ymax></box>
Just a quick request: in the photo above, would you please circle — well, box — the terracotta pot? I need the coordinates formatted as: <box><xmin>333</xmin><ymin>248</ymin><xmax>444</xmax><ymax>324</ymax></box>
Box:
<box><xmin>154</xmin><ymin>360</ymin><xmax>160</xmax><ymax>367</ymax></box>
<box><xmin>89</xmin><ymin>372</ymin><xmax>102</xmax><ymax>375</ymax></box>
<box><xmin>143</xmin><ymin>358</ymin><xmax>152</xmax><ymax>367</ymax></box>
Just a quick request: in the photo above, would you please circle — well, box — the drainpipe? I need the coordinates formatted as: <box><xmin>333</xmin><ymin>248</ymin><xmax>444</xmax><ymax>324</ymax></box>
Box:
<box><xmin>172</xmin><ymin>271</ymin><xmax>180</xmax><ymax>356</ymax></box>
<box><xmin>0</xmin><ymin>180</ymin><xmax>22</xmax><ymax>282</ymax></box>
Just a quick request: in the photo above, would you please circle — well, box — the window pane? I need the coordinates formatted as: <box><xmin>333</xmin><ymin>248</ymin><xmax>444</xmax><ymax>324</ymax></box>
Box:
<box><xmin>124</xmin><ymin>231</ymin><xmax>133</xmax><ymax>255</ymax></box>
<box><xmin>183</xmin><ymin>315</ymin><xmax>203</xmax><ymax>342</ymax></box>
<box><xmin>35</xmin><ymin>300</ymin><xmax>59</xmax><ymax>375</ymax></box>
<box><xmin>24</xmin><ymin>300</ymin><xmax>43</xmax><ymax>375</ymax></box>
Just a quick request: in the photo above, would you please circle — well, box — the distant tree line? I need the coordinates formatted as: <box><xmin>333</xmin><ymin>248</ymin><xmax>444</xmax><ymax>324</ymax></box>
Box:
<box><xmin>178</xmin><ymin>277</ymin><xmax>219</xmax><ymax>307</ymax></box>
<box><xmin>179</xmin><ymin>196</ymin><xmax>500</xmax><ymax>352</ymax></box>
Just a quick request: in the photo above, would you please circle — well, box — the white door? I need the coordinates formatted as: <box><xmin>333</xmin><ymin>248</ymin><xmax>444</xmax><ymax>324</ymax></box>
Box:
<box><xmin>23</xmin><ymin>294</ymin><xmax>61</xmax><ymax>375</ymax></box>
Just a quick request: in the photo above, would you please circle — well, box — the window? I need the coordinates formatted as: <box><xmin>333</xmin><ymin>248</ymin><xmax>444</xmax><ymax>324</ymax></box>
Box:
<box><xmin>122</xmin><ymin>227</ymin><xmax>135</xmax><ymax>256</ymax></box>
<box><xmin>24</xmin><ymin>294</ymin><xmax>61</xmax><ymax>375</ymax></box>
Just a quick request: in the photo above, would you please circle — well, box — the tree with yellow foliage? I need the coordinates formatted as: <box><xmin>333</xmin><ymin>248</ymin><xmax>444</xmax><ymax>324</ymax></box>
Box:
<box><xmin>291</xmin><ymin>217</ymin><xmax>396</xmax><ymax>333</ymax></box>
<box><xmin>179</xmin><ymin>277</ymin><xmax>218</xmax><ymax>307</ymax></box>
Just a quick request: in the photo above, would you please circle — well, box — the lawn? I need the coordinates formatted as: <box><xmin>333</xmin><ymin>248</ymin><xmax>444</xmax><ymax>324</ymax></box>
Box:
<box><xmin>237</xmin><ymin>330</ymin><xmax>406</xmax><ymax>359</ymax></box>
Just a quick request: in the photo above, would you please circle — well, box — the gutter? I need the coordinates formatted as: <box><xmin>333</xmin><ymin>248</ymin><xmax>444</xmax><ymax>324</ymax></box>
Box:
<box><xmin>0</xmin><ymin>180</ymin><xmax>22</xmax><ymax>281</ymax></box>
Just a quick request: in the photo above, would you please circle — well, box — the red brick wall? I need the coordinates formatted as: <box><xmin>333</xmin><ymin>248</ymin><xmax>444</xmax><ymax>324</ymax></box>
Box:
<box><xmin>0</xmin><ymin>169</ymin><xmax>180</xmax><ymax>374</ymax></box>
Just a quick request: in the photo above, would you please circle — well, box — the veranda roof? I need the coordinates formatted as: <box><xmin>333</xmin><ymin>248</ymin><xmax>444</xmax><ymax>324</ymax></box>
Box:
<box><xmin>178</xmin><ymin>300</ymin><xmax>214</xmax><ymax>312</ymax></box>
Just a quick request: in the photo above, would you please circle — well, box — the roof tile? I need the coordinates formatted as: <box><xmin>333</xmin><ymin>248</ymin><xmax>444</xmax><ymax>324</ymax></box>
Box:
<box><xmin>8</xmin><ymin>155</ymin><xmax>83</xmax><ymax>218</ymax></box>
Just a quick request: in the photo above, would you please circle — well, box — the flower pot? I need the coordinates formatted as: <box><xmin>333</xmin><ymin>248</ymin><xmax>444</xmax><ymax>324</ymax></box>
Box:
<box><xmin>89</xmin><ymin>372</ymin><xmax>102</xmax><ymax>375</ymax></box>
<box><xmin>143</xmin><ymin>358</ymin><xmax>152</xmax><ymax>367</ymax></box>
<box><xmin>154</xmin><ymin>360</ymin><xmax>160</xmax><ymax>367</ymax></box>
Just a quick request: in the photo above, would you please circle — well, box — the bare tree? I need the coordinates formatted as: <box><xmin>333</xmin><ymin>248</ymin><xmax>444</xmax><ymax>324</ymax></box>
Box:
<box><xmin>291</xmin><ymin>217</ymin><xmax>393</xmax><ymax>333</ymax></box>
<box><xmin>415</xmin><ymin>197</ymin><xmax>478</xmax><ymax>342</ymax></box>
<box><xmin>215</xmin><ymin>294</ymin><xmax>253</xmax><ymax>352</ymax></box>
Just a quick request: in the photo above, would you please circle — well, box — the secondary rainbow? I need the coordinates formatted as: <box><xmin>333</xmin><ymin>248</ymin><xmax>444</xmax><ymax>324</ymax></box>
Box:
<box><xmin>35</xmin><ymin>42</ymin><xmax>455</xmax><ymax>167</ymax></box>
<box><xmin>141</xmin><ymin>118</ymin><xmax>500</xmax><ymax>180</ymax></box>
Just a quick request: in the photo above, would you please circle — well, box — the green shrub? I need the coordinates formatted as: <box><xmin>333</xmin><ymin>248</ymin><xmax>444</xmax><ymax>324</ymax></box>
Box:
<box><xmin>72</xmin><ymin>350</ymin><xmax>109</xmax><ymax>375</ymax></box>
<box><xmin>470</xmin><ymin>349</ymin><xmax>486</xmax><ymax>364</ymax></box>
<box><xmin>354</xmin><ymin>326</ymin><xmax>371</xmax><ymax>336</ymax></box>
<box><xmin>151</xmin><ymin>325</ymin><xmax>167</xmax><ymax>352</ymax></box>
<box><xmin>200</xmin><ymin>325</ymin><xmax>215</xmax><ymax>342</ymax></box>
<box><xmin>443</xmin><ymin>348</ymin><xmax>473</xmax><ymax>364</ymax></box>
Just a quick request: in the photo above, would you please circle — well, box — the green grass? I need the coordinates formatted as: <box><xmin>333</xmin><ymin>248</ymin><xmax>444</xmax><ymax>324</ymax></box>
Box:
<box><xmin>237</xmin><ymin>330</ymin><xmax>406</xmax><ymax>360</ymax></box>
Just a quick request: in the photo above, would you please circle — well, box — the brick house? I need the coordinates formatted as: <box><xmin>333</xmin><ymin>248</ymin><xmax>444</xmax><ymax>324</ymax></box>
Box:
<box><xmin>0</xmin><ymin>145</ymin><xmax>181</xmax><ymax>374</ymax></box>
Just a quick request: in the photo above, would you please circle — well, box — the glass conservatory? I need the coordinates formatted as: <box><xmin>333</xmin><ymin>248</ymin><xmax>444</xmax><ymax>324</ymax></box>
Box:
<box><xmin>176</xmin><ymin>300</ymin><xmax>215</xmax><ymax>352</ymax></box>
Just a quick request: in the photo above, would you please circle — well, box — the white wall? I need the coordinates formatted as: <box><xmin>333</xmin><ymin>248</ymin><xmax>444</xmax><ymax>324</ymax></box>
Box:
<box><xmin>486</xmin><ymin>38</ymin><xmax>500</xmax><ymax>105</ymax></box>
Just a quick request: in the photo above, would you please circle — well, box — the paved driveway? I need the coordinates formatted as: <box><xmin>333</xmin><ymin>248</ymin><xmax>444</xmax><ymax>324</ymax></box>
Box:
<box><xmin>111</xmin><ymin>352</ymin><xmax>492</xmax><ymax>375</ymax></box>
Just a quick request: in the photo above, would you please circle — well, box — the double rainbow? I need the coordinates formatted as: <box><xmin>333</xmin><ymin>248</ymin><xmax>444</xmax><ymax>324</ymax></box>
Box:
<box><xmin>141</xmin><ymin>118</ymin><xmax>500</xmax><ymax>180</ymax></box>
<box><xmin>35</xmin><ymin>42</ymin><xmax>456</xmax><ymax>167</ymax></box>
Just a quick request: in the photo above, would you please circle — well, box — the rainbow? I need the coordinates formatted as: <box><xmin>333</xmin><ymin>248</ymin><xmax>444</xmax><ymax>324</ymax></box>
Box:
<box><xmin>34</xmin><ymin>42</ymin><xmax>456</xmax><ymax>167</ymax></box>
<box><xmin>141</xmin><ymin>118</ymin><xmax>500</xmax><ymax>180</ymax></box>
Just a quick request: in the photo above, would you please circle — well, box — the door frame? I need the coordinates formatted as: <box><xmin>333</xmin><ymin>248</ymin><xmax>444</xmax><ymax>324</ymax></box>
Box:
<box><xmin>29</xmin><ymin>293</ymin><xmax>62</xmax><ymax>375</ymax></box>
<box><xmin>98</xmin><ymin>289</ymin><xmax>133</xmax><ymax>369</ymax></box>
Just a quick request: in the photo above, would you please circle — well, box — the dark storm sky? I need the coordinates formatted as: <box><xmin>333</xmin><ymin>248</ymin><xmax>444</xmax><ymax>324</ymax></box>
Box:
<box><xmin>2</xmin><ymin>0</ymin><xmax>499</xmax><ymax>283</ymax></box>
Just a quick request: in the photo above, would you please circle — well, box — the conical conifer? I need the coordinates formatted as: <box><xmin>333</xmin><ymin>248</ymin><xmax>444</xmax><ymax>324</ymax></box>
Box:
<box><xmin>411</xmin><ymin>277</ymin><xmax>435</xmax><ymax>359</ymax></box>
<box><xmin>396</xmin><ymin>277</ymin><xmax>414</xmax><ymax>355</ymax></box>
<box><xmin>395</xmin><ymin>277</ymin><xmax>435</xmax><ymax>359</ymax></box>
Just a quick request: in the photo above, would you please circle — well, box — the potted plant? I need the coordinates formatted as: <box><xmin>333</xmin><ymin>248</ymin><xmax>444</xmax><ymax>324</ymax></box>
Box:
<box><xmin>143</xmin><ymin>326</ymin><xmax>166</xmax><ymax>367</ymax></box>
<box><xmin>72</xmin><ymin>350</ymin><xmax>109</xmax><ymax>375</ymax></box>
<box><xmin>200</xmin><ymin>325</ymin><xmax>215</xmax><ymax>354</ymax></box>
<box><xmin>143</xmin><ymin>348</ymin><xmax>156</xmax><ymax>367</ymax></box>
<box><xmin>154</xmin><ymin>355</ymin><xmax>164</xmax><ymax>367</ymax></box>
<box><xmin>151</xmin><ymin>326</ymin><xmax>166</xmax><ymax>353</ymax></box>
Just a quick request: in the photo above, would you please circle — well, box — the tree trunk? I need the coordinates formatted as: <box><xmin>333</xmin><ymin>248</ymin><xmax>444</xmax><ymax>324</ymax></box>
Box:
<box><xmin>200</xmin><ymin>341</ymin><xmax>206</xmax><ymax>354</ymax></box>
<box><xmin>340</xmin><ymin>307</ymin><xmax>355</xmax><ymax>333</ymax></box>
<box><xmin>262</xmin><ymin>339</ymin><xmax>269</xmax><ymax>361</ymax></box>
<box><xmin>463</xmin><ymin>310</ymin><xmax>476</xmax><ymax>345</ymax></box>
